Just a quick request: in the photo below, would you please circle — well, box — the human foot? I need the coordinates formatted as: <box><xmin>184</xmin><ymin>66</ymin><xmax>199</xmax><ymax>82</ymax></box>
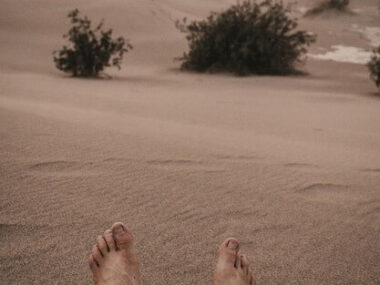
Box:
<box><xmin>89</xmin><ymin>222</ymin><xmax>141</xmax><ymax>285</ymax></box>
<box><xmin>213</xmin><ymin>238</ymin><xmax>255</xmax><ymax>285</ymax></box>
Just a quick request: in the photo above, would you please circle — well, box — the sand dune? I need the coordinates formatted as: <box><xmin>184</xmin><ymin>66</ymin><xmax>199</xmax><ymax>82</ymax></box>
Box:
<box><xmin>1</xmin><ymin>0</ymin><xmax>380</xmax><ymax>284</ymax></box>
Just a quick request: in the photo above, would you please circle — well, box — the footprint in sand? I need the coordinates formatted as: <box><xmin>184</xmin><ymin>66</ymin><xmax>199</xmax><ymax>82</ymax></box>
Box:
<box><xmin>296</xmin><ymin>183</ymin><xmax>358</xmax><ymax>203</ymax></box>
<box><xmin>28</xmin><ymin>160</ymin><xmax>98</xmax><ymax>177</ymax></box>
<box><xmin>147</xmin><ymin>159</ymin><xmax>203</xmax><ymax>165</ymax></box>
<box><xmin>213</xmin><ymin>154</ymin><xmax>261</xmax><ymax>162</ymax></box>
<box><xmin>357</xmin><ymin>200</ymin><xmax>380</xmax><ymax>219</ymax></box>
<box><xmin>29</xmin><ymin>160</ymin><xmax>78</xmax><ymax>171</ymax></box>
<box><xmin>360</xmin><ymin>205</ymin><xmax>380</xmax><ymax>218</ymax></box>
<box><xmin>146</xmin><ymin>159</ymin><xmax>224</xmax><ymax>172</ymax></box>
<box><xmin>361</xmin><ymin>168</ymin><xmax>380</xmax><ymax>174</ymax></box>
<box><xmin>284</xmin><ymin>162</ymin><xmax>319</xmax><ymax>170</ymax></box>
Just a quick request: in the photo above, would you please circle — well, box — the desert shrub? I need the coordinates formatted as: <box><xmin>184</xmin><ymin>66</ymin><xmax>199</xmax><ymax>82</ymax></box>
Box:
<box><xmin>327</xmin><ymin>0</ymin><xmax>350</xmax><ymax>10</ymax></box>
<box><xmin>368</xmin><ymin>46</ymin><xmax>380</xmax><ymax>89</ymax></box>
<box><xmin>305</xmin><ymin>0</ymin><xmax>350</xmax><ymax>16</ymax></box>
<box><xmin>176</xmin><ymin>0</ymin><xmax>316</xmax><ymax>76</ymax></box>
<box><xmin>53</xmin><ymin>9</ymin><xmax>132</xmax><ymax>77</ymax></box>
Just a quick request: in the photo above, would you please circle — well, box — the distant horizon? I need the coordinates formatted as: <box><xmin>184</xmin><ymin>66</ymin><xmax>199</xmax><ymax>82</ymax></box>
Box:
<box><xmin>1</xmin><ymin>1</ymin><xmax>379</xmax><ymax>284</ymax></box>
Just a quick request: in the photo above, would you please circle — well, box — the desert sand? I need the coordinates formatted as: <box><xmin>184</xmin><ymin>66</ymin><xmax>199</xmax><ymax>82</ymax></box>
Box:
<box><xmin>1</xmin><ymin>0</ymin><xmax>380</xmax><ymax>284</ymax></box>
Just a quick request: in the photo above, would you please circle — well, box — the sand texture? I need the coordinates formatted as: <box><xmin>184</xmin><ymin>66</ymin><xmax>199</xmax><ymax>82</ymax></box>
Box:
<box><xmin>1</xmin><ymin>0</ymin><xmax>380</xmax><ymax>284</ymax></box>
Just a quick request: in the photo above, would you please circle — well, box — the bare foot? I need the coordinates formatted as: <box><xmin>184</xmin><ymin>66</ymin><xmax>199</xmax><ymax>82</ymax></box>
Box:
<box><xmin>89</xmin><ymin>222</ymin><xmax>141</xmax><ymax>285</ymax></box>
<box><xmin>213</xmin><ymin>238</ymin><xmax>256</xmax><ymax>285</ymax></box>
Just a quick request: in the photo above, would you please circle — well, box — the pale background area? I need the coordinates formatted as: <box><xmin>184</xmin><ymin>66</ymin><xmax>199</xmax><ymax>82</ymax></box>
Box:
<box><xmin>0</xmin><ymin>0</ymin><xmax>379</xmax><ymax>284</ymax></box>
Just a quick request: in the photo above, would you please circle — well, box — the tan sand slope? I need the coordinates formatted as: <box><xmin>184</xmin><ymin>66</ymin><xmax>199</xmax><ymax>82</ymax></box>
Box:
<box><xmin>0</xmin><ymin>0</ymin><xmax>380</xmax><ymax>284</ymax></box>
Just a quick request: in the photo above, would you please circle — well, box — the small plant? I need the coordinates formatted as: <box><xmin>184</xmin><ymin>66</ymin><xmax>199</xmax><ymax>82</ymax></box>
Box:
<box><xmin>53</xmin><ymin>9</ymin><xmax>132</xmax><ymax>77</ymax></box>
<box><xmin>305</xmin><ymin>0</ymin><xmax>350</xmax><ymax>16</ymax></box>
<box><xmin>176</xmin><ymin>0</ymin><xmax>316</xmax><ymax>76</ymax></box>
<box><xmin>328</xmin><ymin>0</ymin><xmax>350</xmax><ymax>10</ymax></box>
<box><xmin>368</xmin><ymin>46</ymin><xmax>380</xmax><ymax>90</ymax></box>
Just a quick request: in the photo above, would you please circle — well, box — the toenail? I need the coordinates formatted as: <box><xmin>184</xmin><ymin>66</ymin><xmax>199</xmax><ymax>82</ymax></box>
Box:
<box><xmin>227</xmin><ymin>240</ymin><xmax>238</xmax><ymax>249</ymax></box>
<box><xmin>114</xmin><ymin>225</ymin><xmax>125</xmax><ymax>235</ymax></box>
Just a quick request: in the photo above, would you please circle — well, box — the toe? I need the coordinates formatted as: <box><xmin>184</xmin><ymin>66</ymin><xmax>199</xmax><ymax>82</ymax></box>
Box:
<box><xmin>235</xmin><ymin>254</ymin><xmax>242</xmax><ymax>269</ymax></box>
<box><xmin>91</xmin><ymin>244</ymin><xmax>103</xmax><ymax>265</ymax></box>
<box><xmin>241</xmin><ymin>254</ymin><xmax>249</xmax><ymax>274</ymax></box>
<box><xmin>217</xmin><ymin>238</ymin><xmax>240</xmax><ymax>266</ymax></box>
<box><xmin>103</xmin><ymin>229</ymin><xmax>116</xmax><ymax>251</ymax></box>
<box><xmin>250</xmin><ymin>273</ymin><xmax>256</xmax><ymax>285</ymax></box>
<box><xmin>111</xmin><ymin>222</ymin><xmax>133</xmax><ymax>250</ymax></box>
<box><xmin>89</xmin><ymin>254</ymin><xmax>98</xmax><ymax>272</ymax></box>
<box><xmin>96</xmin><ymin>235</ymin><xmax>107</xmax><ymax>256</ymax></box>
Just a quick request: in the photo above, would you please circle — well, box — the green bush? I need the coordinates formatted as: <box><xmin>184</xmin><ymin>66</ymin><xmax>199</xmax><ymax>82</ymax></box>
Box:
<box><xmin>176</xmin><ymin>0</ymin><xmax>316</xmax><ymax>76</ymax></box>
<box><xmin>328</xmin><ymin>0</ymin><xmax>350</xmax><ymax>10</ymax></box>
<box><xmin>53</xmin><ymin>9</ymin><xmax>132</xmax><ymax>77</ymax></box>
<box><xmin>306</xmin><ymin>0</ymin><xmax>350</xmax><ymax>16</ymax></box>
<box><xmin>368</xmin><ymin>46</ymin><xmax>380</xmax><ymax>89</ymax></box>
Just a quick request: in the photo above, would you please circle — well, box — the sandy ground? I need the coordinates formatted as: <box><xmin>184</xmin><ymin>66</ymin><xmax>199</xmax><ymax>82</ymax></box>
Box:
<box><xmin>1</xmin><ymin>0</ymin><xmax>380</xmax><ymax>284</ymax></box>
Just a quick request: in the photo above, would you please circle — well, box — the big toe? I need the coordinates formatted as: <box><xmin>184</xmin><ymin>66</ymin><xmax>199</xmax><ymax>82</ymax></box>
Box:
<box><xmin>111</xmin><ymin>222</ymin><xmax>133</xmax><ymax>250</ymax></box>
<box><xmin>217</xmin><ymin>238</ymin><xmax>240</xmax><ymax>266</ymax></box>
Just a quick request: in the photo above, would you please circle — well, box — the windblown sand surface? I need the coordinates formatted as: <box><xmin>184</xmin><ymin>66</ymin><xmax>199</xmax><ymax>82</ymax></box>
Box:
<box><xmin>1</xmin><ymin>0</ymin><xmax>380</xmax><ymax>284</ymax></box>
